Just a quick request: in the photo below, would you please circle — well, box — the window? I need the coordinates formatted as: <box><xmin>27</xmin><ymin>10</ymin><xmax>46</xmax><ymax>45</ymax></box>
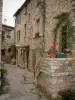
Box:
<box><xmin>24</xmin><ymin>6</ymin><xmax>27</xmax><ymax>15</ymax></box>
<box><xmin>7</xmin><ymin>35</ymin><xmax>10</xmax><ymax>38</ymax></box>
<box><xmin>1</xmin><ymin>49</ymin><xmax>6</xmax><ymax>55</ymax></box>
<box><xmin>36</xmin><ymin>19</ymin><xmax>40</xmax><ymax>32</ymax></box>
<box><xmin>24</xmin><ymin>24</ymin><xmax>27</xmax><ymax>38</ymax></box>
<box><xmin>8</xmin><ymin>48</ymin><xmax>11</xmax><ymax>53</ymax></box>
<box><xmin>33</xmin><ymin>18</ymin><xmax>43</xmax><ymax>38</ymax></box>
<box><xmin>2</xmin><ymin>31</ymin><xmax>5</xmax><ymax>42</ymax></box>
<box><xmin>16</xmin><ymin>14</ymin><xmax>21</xmax><ymax>24</ymax></box>
<box><xmin>21</xmin><ymin>49</ymin><xmax>22</xmax><ymax>56</ymax></box>
<box><xmin>17</xmin><ymin>30</ymin><xmax>20</xmax><ymax>41</ymax></box>
<box><xmin>29</xmin><ymin>13</ymin><xmax>30</xmax><ymax>21</ymax></box>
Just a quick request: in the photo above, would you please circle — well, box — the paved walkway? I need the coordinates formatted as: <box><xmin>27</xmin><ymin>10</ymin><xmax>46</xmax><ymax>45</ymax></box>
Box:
<box><xmin>0</xmin><ymin>64</ymin><xmax>47</xmax><ymax>100</ymax></box>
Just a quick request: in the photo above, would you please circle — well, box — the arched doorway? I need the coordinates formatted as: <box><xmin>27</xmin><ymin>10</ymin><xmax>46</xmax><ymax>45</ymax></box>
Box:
<box><xmin>53</xmin><ymin>12</ymin><xmax>72</xmax><ymax>53</ymax></box>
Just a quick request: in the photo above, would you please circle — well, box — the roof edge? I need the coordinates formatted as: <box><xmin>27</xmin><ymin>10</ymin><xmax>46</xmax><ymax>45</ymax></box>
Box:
<box><xmin>2</xmin><ymin>24</ymin><xmax>15</xmax><ymax>29</ymax></box>
<box><xmin>13</xmin><ymin>0</ymin><xmax>30</xmax><ymax>17</ymax></box>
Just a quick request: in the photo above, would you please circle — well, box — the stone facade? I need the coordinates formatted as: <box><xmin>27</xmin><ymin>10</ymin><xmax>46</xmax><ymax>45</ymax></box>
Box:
<box><xmin>1</xmin><ymin>24</ymin><xmax>15</xmax><ymax>63</ymax></box>
<box><xmin>44</xmin><ymin>0</ymin><xmax>71</xmax><ymax>51</ymax></box>
<box><xmin>70</xmin><ymin>0</ymin><xmax>75</xmax><ymax>56</ymax></box>
<box><xmin>14</xmin><ymin>0</ymin><xmax>71</xmax><ymax>71</ymax></box>
<box><xmin>14</xmin><ymin>0</ymin><xmax>43</xmax><ymax>70</ymax></box>
<box><xmin>0</xmin><ymin>0</ymin><xmax>2</xmax><ymax>62</ymax></box>
<box><xmin>35</xmin><ymin>58</ymin><xmax>75</xmax><ymax>99</ymax></box>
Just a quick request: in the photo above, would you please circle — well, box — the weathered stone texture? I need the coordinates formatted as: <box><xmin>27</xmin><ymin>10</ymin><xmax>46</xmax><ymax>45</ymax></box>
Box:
<box><xmin>15</xmin><ymin>0</ymin><xmax>71</xmax><ymax>71</ymax></box>
<box><xmin>1</xmin><ymin>25</ymin><xmax>15</xmax><ymax>63</ymax></box>
<box><xmin>15</xmin><ymin>0</ymin><xmax>43</xmax><ymax>70</ymax></box>
<box><xmin>35</xmin><ymin>58</ymin><xmax>75</xmax><ymax>99</ymax></box>
<box><xmin>44</xmin><ymin>0</ymin><xmax>70</xmax><ymax>51</ymax></box>
<box><xmin>0</xmin><ymin>0</ymin><xmax>2</xmax><ymax>62</ymax></box>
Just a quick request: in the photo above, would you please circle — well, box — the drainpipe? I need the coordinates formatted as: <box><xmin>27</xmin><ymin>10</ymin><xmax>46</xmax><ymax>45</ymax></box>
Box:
<box><xmin>70</xmin><ymin>0</ymin><xmax>75</xmax><ymax>57</ymax></box>
<box><xmin>42</xmin><ymin>0</ymin><xmax>45</xmax><ymax>52</ymax></box>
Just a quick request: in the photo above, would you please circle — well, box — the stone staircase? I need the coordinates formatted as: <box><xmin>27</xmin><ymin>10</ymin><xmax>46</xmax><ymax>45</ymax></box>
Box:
<box><xmin>0</xmin><ymin>93</ymin><xmax>28</xmax><ymax>100</ymax></box>
<box><xmin>0</xmin><ymin>88</ymin><xmax>47</xmax><ymax>100</ymax></box>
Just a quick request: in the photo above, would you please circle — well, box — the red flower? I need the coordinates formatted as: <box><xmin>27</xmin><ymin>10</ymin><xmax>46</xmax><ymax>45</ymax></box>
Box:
<box><xmin>36</xmin><ymin>32</ymin><xmax>39</xmax><ymax>34</ymax></box>
<box><xmin>50</xmin><ymin>45</ymin><xmax>56</xmax><ymax>50</ymax></box>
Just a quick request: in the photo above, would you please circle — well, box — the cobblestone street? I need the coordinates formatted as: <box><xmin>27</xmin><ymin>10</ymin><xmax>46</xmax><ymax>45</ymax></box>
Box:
<box><xmin>0</xmin><ymin>64</ymin><xmax>47</xmax><ymax>100</ymax></box>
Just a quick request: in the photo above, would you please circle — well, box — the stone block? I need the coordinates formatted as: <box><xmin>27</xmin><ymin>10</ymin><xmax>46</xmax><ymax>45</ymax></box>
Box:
<box><xmin>51</xmin><ymin>66</ymin><xmax>60</xmax><ymax>70</ymax></box>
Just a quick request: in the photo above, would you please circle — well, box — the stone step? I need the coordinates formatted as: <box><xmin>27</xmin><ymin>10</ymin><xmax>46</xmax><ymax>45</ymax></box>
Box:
<box><xmin>0</xmin><ymin>93</ymin><xmax>10</xmax><ymax>100</ymax></box>
<box><xmin>3</xmin><ymin>95</ymin><xmax>47</xmax><ymax>100</ymax></box>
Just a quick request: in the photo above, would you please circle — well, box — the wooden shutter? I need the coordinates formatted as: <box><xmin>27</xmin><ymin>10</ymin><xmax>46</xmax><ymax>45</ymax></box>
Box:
<box><xmin>39</xmin><ymin>17</ymin><xmax>43</xmax><ymax>36</ymax></box>
<box><xmin>33</xmin><ymin>21</ymin><xmax>36</xmax><ymax>38</ymax></box>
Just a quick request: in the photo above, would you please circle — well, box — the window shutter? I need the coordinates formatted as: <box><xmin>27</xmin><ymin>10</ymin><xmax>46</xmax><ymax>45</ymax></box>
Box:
<box><xmin>33</xmin><ymin>21</ymin><xmax>36</xmax><ymax>38</ymax></box>
<box><xmin>17</xmin><ymin>30</ymin><xmax>20</xmax><ymax>41</ymax></box>
<box><xmin>24</xmin><ymin>6</ymin><xmax>27</xmax><ymax>15</ymax></box>
<box><xmin>39</xmin><ymin>17</ymin><xmax>43</xmax><ymax>36</ymax></box>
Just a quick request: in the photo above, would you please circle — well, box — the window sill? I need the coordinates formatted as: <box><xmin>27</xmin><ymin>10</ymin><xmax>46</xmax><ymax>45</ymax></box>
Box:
<box><xmin>33</xmin><ymin>35</ymin><xmax>42</xmax><ymax>39</ymax></box>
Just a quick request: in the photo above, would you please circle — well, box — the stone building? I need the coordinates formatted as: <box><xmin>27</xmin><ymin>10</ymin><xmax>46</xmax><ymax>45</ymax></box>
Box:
<box><xmin>0</xmin><ymin>0</ymin><xmax>2</xmax><ymax>62</ymax></box>
<box><xmin>14</xmin><ymin>0</ymin><xmax>72</xmax><ymax>71</ymax></box>
<box><xmin>1</xmin><ymin>24</ymin><xmax>15</xmax><ymax>63</ymax></box>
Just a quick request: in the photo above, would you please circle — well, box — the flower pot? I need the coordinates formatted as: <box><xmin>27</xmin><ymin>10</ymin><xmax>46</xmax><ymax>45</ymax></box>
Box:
<box><xmin>56</xmin><ymin>54</ymin><xmax>66</xmax><ymax>58</ymax></box>
<box><xmin>41</xmin><ymin>52</ymin><xmax>49</xmax><ymax>57</ymax></box>
<box><xmin>49</xmin><ymin>51</ymin><xmax>56</xmax><ymax>58</ymax></box>
<box><xmin>35</xmin><ymin>33</ymin><xmax>39</xmax><ymax>37</ymax></box>
<box><xmin>67</xmin><ymin>54</ymin><xmax>73</xmax><ymax>58</ymax></box>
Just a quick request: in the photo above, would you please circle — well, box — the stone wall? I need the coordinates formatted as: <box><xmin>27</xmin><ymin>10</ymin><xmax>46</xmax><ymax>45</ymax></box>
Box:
<box><xmin>44</xmin><ymin>0</ymin><xmax>70</xmax><ymax>51</ymax></box>
<box><xmin>15</xmin><ymin>0</ymin><xmax>71</xmax><ymax>71</ymax></box>
<box><xmin>0</xmin><ymin>0</ymin><xmax>2</xmax><ymax>62</ymax></box>
<box><xmin>15</xmin><ymin>0</ymin><xmax>43</xmax><ymax>70</ymax></box>
<box><xmin>1</xmin><ymin>25</ymin><xmax>15</xmax><ymax>63</ymax></box>
<box><xmin>35</xmin><ymin>58</ymin><xmax>75</xmax><ymax>99</ymax></box>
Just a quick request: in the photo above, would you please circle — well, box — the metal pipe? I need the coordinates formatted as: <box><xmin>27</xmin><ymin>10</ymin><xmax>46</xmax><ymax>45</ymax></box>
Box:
<box><xmin>42</xmin><ymin>0</ymin><xmax>45</xmax><ymax>52</ymax></box>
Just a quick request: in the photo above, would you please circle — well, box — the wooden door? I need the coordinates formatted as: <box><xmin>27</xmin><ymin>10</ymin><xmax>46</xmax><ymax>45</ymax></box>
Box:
<box><xmin>16</xmin><ymin>50</ymin><xmax>18</xmax><ymax>65</ymax></box>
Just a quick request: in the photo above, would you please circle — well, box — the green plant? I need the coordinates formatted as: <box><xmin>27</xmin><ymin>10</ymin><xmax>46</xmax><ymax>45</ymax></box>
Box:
<box><xmin>35</xmin><ymin>32</ymin><xmax>40</xmax><ymax>37</ymax></box>
<box><xmin>53</xmin><ymin>12</ymin><xmax>73</xmax><ymax>49</ymax></box>
<box><xmin>68</xmin><ymin>61</ymin><xmax>73</xmax><ymax>67</ymax></box>
<box><xmin>0</xmin><ymin>68</ymin><xmax>8</xmax><ymax>78</ymax></box>
<box><xmin>58</xmin><ymin>89</ymin><xmax>75</xmax><ymax>100</ymax></box>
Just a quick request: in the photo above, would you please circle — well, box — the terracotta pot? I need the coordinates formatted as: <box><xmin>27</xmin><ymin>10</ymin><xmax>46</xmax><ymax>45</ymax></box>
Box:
<box><xmin>49</xmin><ymin>51</ymin><xmax>56</xmax><ymax>58</ymax></box>
<box><xmin>67</xmin><ymin>54</ymin><xmax>72</xmax><ymax>58</ymax></box>
<box><xmin>41</xmin><ymin>52</ymin><xmax>49</xmax><ymax>57</ymax></box>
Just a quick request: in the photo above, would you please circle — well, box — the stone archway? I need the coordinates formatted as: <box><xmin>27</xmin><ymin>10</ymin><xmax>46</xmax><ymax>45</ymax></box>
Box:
<box><xmin>53</xmin><ymin>12</ymin><xmax>72</xmax><ymax>52</ymax></box>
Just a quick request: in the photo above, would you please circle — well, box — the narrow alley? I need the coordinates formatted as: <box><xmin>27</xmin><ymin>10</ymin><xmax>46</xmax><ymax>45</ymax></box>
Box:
<box><xmin>0</xmin><ymin>64</ymin><xmax>47</xmax><ymax>100</ymax></box>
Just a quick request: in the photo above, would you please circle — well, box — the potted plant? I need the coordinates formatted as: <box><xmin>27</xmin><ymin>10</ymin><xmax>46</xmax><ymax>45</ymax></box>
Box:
<box><xmin>56</xmin><ymin>53</ymin><xmax>67</xmax><ymax>58</ymax></box>
<box><xmin>63</xmin><ymin>48</ymin><xmax>72</xmax><ymax>58</ymax></box>
<box><xmin>48</xmin><ymin>45</ymin><xmax>57</xmax><ymax>58</ymax></box>
<box><xmin>58</xmin><ymin>89</ymin><xmax>75</xmax><ymax>100</ymax></box>
<box><xmin>35</xmin><ymin>32</ymin><xmax>39</xmax><ymax>37</ymax></box>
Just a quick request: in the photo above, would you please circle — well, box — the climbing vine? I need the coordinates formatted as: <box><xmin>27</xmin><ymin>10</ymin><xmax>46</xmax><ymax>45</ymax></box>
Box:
<box><xmin>53</xmin><ymin>12</ymin><xmax>73</xmax><ymax>48</ymax></box>
<box><xmin>40</xmin><ymin>0</ymin><xmax>46</xmax><ymax>52</ymax></box>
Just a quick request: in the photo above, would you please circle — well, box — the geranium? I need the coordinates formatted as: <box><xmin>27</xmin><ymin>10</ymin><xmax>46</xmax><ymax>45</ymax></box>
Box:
<box><xmin>35</xmin><ymin>32</ymin><xmax>39</xmax><ymax>34</ymax></box>
<box><xmin>50</xmin><ymin>45</ymin><xmax>56</xmax><ymax>50</ymax></box>
<box><xmin>58</xmin><ymin>89</ymin><xmax>75</xmax><ymax>100</ymax></box>
<box><xmin>35</xmin><ymin>32</ymin><xmax>40</xmax><ymax>37</ymax></box>
<box><xmin>48</xmin><ymin>45</ymin><xmax>57</xmax><ymax>53</ymax></box>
